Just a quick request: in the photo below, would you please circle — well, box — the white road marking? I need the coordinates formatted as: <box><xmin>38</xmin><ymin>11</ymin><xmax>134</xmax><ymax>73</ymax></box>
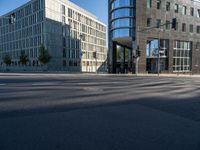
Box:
<box><xmin>78</xmin><ymin>82</ymin><xmax>120</xmax><ymax>85</ymax></box>
<box><xmin>31</xmin><ymin>83</ymin><xmax>58</xmax><ymax>86</ymax></box>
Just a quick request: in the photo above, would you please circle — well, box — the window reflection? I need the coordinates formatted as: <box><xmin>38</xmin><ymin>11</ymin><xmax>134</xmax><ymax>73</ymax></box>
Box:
<box><xmin>111</xmin><ymin>0</ymin><xmax>135</xmax><ymax>9</ymax></box>
<box><xmin>146</xmin><ymin>39</ymin><xmax>159</xmax><ymax>57</ymax></box>
<box><xmin>112</xmin><ymin>28</ymin><xmax>133</xmax><ymax>38</ymax></box>
<box><xmin>111</xmin><ymin>8</ymin><xmax>134</xmax><ymax>19</ymax></box>
<box><xmin>111</xmin><ymin>18</ymin><xmax>134</xmax><ymax>29</ymax></box>
<box><xmin>116</xmin><ymin>44</ymin><xmax>132</xmax><ymax>73</ymax></box>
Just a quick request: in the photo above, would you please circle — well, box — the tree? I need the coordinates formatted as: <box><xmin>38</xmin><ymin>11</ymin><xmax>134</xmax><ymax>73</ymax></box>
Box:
<box><xmin>3</xmin><ymin>55</ymin><xmax>11</xmax><ymax>66</ymax></box>
<box><xmin>19</xmin><ymin>50</ymin><xmax>29</xmax><ymax>65</ymax></box>
<box><xmin>38</xmin><ymin>44</ymin><xmax>52</xmax><ymax>65</ymax></box>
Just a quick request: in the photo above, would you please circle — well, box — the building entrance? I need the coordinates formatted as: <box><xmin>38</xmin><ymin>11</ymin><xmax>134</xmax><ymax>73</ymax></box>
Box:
<box><xmin>115</xmin><ymin>44</ymin><xmax>132</xmax><ymax>74</ymax></box>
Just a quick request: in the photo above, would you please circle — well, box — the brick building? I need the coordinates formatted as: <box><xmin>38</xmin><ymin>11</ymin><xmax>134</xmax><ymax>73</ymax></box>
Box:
<box><xmin>108</xmin><ymin>0</ymin><xmax>200</xmax><ymax>74</ymax></box>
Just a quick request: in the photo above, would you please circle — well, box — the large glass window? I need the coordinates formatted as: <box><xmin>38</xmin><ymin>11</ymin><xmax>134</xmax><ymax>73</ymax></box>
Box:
<box><xmin>146</xmin><ymin>39</ymin><xmax>169</xmax><ymax>73</ymax></box>
<box><xmin>146</xmin><ymin>39</ymin><xmax>159</xmax><ymax>57</ymax></box>
<box><xmin>111</xmin><ymin>8</ymin><xmax>134</xmax><ymax>19</ymax></box>
<box><xmin>111</xmin><ymin>18</ymin><xmax>134</xmax><ymax>29</ymax></box>
<box><xmin>147</xmin><ymin>0</ymin><xmax>152</xmax><ymax>8</ymax></box>
<box><xmin>115</xmin><ymin>44</ymin><xmax>132</xmax><ymax>73</ymax></box>
<box><xmin>112</xmin><ymin>28</ymin><xmax>133</xmax><ymax>38</ymax></box>
<box><xmin>146</xmin><ymin>39</ymin><xmax>168</xmax><ymax>58</ymax></box>
<box><xmin>111</xmin><ymin>0</ymin><xmax>134</xmax><ymax>9</ymax></box>
<box><xmin>116</xmin><ymin>45</ymin><xmax>124</xmax><ymax>62</ymax></box>
<box><xmin>173</xmin><ymin>41</ymin><xmax>191</xmax><ymax>72</ymax></box>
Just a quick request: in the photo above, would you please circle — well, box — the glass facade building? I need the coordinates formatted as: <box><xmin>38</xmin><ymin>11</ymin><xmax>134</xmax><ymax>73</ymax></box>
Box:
<box><xmin>0</xmin><ymin>0</ymin><xmax>107</xmax><ymax>72</ymax></box>
<box><xmin>109</xmin><ymin>0</ymin><xmax>136</xmax><ymax>73</ymax></box>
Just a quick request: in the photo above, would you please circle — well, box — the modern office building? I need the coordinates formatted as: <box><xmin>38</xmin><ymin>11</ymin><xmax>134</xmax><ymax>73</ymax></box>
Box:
<box><xmin>108</xmin><ymin>0</ymin><xmax>200</xmax><ymax>74</ymax></box>
<box><xmin>0</xmin><ymin>0</ymin><xmax>107</xmax><ymax>72</ymax></box>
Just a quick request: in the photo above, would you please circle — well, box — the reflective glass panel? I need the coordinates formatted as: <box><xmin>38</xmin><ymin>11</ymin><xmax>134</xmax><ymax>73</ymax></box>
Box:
<box><xmin>112</xmin><ymin>28</ymin><xmax>133</xmax><ymax>38</ymax></box>
<box><xmin>111</xmin><ymin>8</ymin><xmax>134</xmax><ymax>19</ymax></box>
<box><xmin>111</xmin><ymin>0</ymin><xmax>134</xmax><ymax>9</ymax></box>
<box><xmin>111</xmin><ymin>18</ymin><xmax>134</xmax><ymax>29</ymax></box>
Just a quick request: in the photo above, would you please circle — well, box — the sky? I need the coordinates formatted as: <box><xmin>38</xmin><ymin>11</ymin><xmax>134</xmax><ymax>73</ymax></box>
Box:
<box><xmin>0</xmin><ymin>0</ymin><xmax>108</xmax><ymax>25</ymax></box>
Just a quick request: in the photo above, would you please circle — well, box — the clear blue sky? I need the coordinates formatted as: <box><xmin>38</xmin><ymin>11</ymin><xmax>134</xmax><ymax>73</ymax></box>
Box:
<box><xmin>0</xmin><ymin>0</ymin><xmax>108</xmax><ymax>25</ymax></box>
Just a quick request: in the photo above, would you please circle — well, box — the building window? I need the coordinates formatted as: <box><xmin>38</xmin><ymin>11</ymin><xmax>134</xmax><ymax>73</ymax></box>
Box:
<box><xmin>182</xmin><ymin>23</ymin><xmax>186</xmax><ymax>32</ymax></box>
<box><xmin>190</xmin><ymin>7</ymin><xmax>194</xmax><ymax>16</ymax></box>
<box><xmin>63</xmin><ymin>38</ymin><xmax>66</xmax><ymax>47</ymax></box>
<box><xmin>147</xmin><ymin>18</ymin><xmax>152</xmax><ymax>27</ymax></box>
<box><xmin>157</xmin><ymin>0</ymin><xmax>161</xmax><ymax>9</ymax></box>
<box><xmin>62</xmin><ymin>5</ymin><xmax>65</xmax><ymax>15</ymax></box>
<box><xmin>62</xmin><ymin>16</ymin><xmax>65</xmax><ymax>25</ymax></box>
<box><xmin>111</xmin><ymin>18</ymin><xmax>133</xmax><ymax>29</ymax></box>
<box><xmin>197</xmin><ymin>26</ymin><xmax>200</xmax><ymax>34</ymax></box>
<box><xmin>166</xmin><ymin>20</ymin><xmax>170</xmax><ymax>30</ymax></box>
<box><xmin>197</xmin><ymin>9</ymin><xmax>200</xmax><ymax>18</ymax></box>
<box><xmin>173</xmin><ymin>41</ymin><xmax>191</xmax><ymax>72</ymax></box>
<box><xmin>63</xmin><ymin>48</ymin><xmax>66</xmax><ymax>58</ymax></box>
<box><xmin>68</xmin><ymin>8</ymin><xmax>72</xmax><ymax>18</ymax></box>
<box><xmin>166</xmin><ymin>2</ymin><xmax>170</xmax><ymax>11</ymax></box>
<box><xmin>175</xmin><ymin>4</ymin><xmax>179</xmax><ymax>13</ymax></box>
<box><xmin>147</xmin><ymin>0</ymin><xmax>152</xmax><ymax>8</ymax></box>
<box><xmin>156</xmin><ymin>19</ymin><xmax>161</xmax><ymax>28</ymax></box>
<box><xmin>63</xmin><ymin>60</ymin><xmax>67</xmax><ymax>67</ymax></box>
<box><xmin>182</xmin><ymin>6</ymin><xmax>187</xmax><ymax>15</ymax></box>
<box><xmin>189</xmin><ymin>24</ymin><xmax>193</xmax><ymax>33</ymax></box>
<box><xmin>175</xmin><ymin>22</ymin><xmax>178</xmax><ymax>31</ymax></box>
<box><xmin>146</xmin><ymin>39</ymin><xmax>168</xmax><ymax>58</ymax></box>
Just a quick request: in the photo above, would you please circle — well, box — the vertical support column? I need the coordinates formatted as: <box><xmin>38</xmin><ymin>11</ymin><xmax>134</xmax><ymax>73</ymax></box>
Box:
<box><xmin>112</xmin><ymin>41</ymin><xmax>117</xmax><ymax>73</ymax></box>
<box><xmin>168</xmin><ymin>39</ymin><xmax>174</xmax><ymax>73</ymax></box>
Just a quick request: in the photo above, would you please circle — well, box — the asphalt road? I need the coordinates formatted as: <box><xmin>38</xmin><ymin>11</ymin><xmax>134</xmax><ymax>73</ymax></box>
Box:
<box><xmin>0</xmin><ymin>73</ymin><xmax>200</xmax><ymax>150</ymax></box>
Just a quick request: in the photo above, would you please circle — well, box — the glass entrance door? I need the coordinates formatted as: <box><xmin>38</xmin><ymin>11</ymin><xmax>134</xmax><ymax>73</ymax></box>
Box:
<box><xmin>116</xmin><ymin>44</ymin><xmax>132</xmax><ymax>73</ymax></box>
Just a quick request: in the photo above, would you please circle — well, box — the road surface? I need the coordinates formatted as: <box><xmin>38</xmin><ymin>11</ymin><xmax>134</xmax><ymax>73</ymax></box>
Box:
<box><xmin>0</xmin><ymin>73</ymin><xmax>200</xmax><ymax>150</ymax></box>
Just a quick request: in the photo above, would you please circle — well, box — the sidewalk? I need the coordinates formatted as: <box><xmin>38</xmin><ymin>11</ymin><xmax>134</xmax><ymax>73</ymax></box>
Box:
<box><xmin>1</xmin><ymin>72</ymin><xmax>200</xmax><ymax>78</ymax></box>
<box><xmin>95</xmin><ymin>73</ymin><xmax>200</xmax><ymax>78</ymax></box>
<box><xmin>137</xmin><ymin>73</ymin><xmax>200</xmax><ymax>78</ymax></box>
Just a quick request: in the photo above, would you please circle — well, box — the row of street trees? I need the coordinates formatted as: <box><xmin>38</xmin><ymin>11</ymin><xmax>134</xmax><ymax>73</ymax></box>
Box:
<box><xmin>2</xmin><ymin>44</ymin><xmax>51</xmax><ymax>67</ymax></box>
